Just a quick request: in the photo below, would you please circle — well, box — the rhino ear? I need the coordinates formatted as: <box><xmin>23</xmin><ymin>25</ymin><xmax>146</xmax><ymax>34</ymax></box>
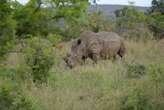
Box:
<box><xmin>77</xmin><ymin>39</ymin><xmax>81</xmax><ymax>45</ymax></box>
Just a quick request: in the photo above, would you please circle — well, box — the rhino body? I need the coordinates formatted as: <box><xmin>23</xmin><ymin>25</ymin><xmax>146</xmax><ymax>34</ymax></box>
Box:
<box><xmin>64</xmin><ymin>31</ymin><xmax>126</xmax><ymax>68</ymax></box>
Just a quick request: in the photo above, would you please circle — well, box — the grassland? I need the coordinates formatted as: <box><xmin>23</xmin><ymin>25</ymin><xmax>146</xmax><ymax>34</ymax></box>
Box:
<box><xmin>1</xmin><ymin>39</ymin><xmax>164</xmax><ymax>110</ymax></box>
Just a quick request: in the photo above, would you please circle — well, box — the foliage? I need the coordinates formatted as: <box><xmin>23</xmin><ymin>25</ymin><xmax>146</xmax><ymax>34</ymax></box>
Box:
<box><xmin>0</xmin><ymin>80</ymin><xmax>35</xmax><ymax>110</ymax></box>
<box><xmin>51</xmin><ymin>0</ymin><xmax>89</xmax><ymax>39</ymax></box>
<box><xmin>148</xmin><ymin>0</ymin><xmax>164</xmax><ymax>14</ymax></box>
<box><xmin>126</xmin><ymin>63</ymin><xmax>146</xmax><ymax>78</ymax></box>
<box><xmin>23</xmin><ymin>37</ymin><xmax>54</xmax><ymax>83</ymax></box>
<box><xmin>13</xmin><ymin>1</ymin><xmax>54</xmax><ymax>38</ymax></box>
<box><xmin>87</xmin><ymin>11</ymin><xmax>114</xmax><ymax>32</ymax></box>
<box><xmin>115</xmin><ymin>6</ymin><xmax>153</xmax><ymax>40</ymax></box>
<box><xmin>115</xmin><ymin>6</ymin><xmax>148</xmax><ymax>29</ymax></box>
<box><xmin>147</xmin><ymin>0</ymin><xmax>164</xmax><ymax>39</ymax></box>
<box><xmin>52</xmin><ymin>0</ymin><xmax>89</xmax><ymax>22</ymax></box>
<box><xmin>1</xmin><ymin>0</ymin><xmax>164</xmax><ymax>110</ymax></box>
<box><xmin>11</xmin><ymin>0</ymin><xmax>89</xmax><ymax>39</ymax></box>
<box><xmin>148</xmin><ymin>63</ymin><xmax>164</xmax><ymax>84</ymax></box>
<box><xmin>0</xmin><ymin>67</ymin><xmax>17</xmax><ymax>80</ymax></box>
<box><xmin>121</xmin><ymin>88</ymin><xmax>152</xmax><ymax>110</ymax></box>
<box><xmin>47</xmin><ymin>34</ymin><xmax>63</xmax><ymax>44</ymax></box>
<box><xmin>60</xmin><ymin>21</ymin><xmax>87</xmax><ymax>39</ymax></box>
<box><xmin>0</xmin><ymin>0</ymin><xmax>16</xmax><ymax>59</ymax></box>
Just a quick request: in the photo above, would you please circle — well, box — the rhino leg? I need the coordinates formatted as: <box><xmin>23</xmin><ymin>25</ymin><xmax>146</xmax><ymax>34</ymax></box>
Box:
<box><xmin>89</xmin><ymin>53</ymin><xmax>100</xmax><ymax>63</ymax></box>
<box><xmin>118</xmin><ymin>42</ymin><xmax>126</xmax><ymax>58</ymax></box>
<box><xmin>81</xmin><ymin>56</ymin><xmax>87</xmax><ymax>65</ymax></box>
<box><xmin>112</xmin><ymin>55</ymin><xmax>117</xmax><ymax>61</ymax></box>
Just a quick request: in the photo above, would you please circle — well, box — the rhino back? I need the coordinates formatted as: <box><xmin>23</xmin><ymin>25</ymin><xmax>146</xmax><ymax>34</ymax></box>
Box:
<box><xmin>96</xmin><ymin>32</ymin><xmax>123</xmax><ymax>58</ymax></box>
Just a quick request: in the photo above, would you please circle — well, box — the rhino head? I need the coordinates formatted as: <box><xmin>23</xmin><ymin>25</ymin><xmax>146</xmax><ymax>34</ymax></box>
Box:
<box><xmin>64</xmin><ymin>39</ymin><xmax>87</xmax><ymax>68</ymax></box>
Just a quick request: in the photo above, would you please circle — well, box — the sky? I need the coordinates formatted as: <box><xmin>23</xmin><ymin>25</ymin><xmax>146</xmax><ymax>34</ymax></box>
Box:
<box><xmin>18</xmin><ymin>0</ymin><xmax>152</xmax><ymax>7</ymax></box>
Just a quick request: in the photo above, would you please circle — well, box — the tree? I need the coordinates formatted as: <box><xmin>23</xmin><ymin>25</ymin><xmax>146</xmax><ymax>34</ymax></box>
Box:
<box><xmin>88</xmin><ymin>11</ymin><xmax>114</xmax><ymax>32</ymax></box>
<box><xmin>0</xmin><ymin>0</ymin><xmax>16</xmax><ymax>59</ymax></box>
<box><xmin>148</xmin><ymin>0</ymin><xmax>164</xmax><ymax>39</ymax></box>
<box><xmin>13</xmin><ymin>0</ymin><xmax>89</xmax><ymax>39</ymax></box>
<box><xmin>149</xmin><ymin>0</ymin><xmax>164</xmax><ymax>14</ymax></box>
<box><xmin>50</xmin><ymin>0</ymin><xmax>89</xmax><ymax>39</ymax></box>
<box><xmin>13</xmin><ymin>0</ymin><xmax>54</xmax><ymax>38</ymax></box>
<box><xmin>114</xmin><ymin>6</ymin><xmax>153</xmax><ymax>40</ymax></box>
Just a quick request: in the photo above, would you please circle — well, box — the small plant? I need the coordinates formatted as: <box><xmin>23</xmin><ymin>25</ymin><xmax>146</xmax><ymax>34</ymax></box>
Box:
<box><xmin>126</xmin><ymin>63</ymin><xmax>146</xmax><ymax>78</ymax></box>
<box><xmin>47</xmin><ymin>34</ymin><xmax>63</xmax><ymax>44</ymax></box>
<box><xmin>0</xmin><ymin>80</ymin><xmax>35</xmax><ymax>110</ymax></box>
<box><xmin>24</xmin><ymin>37</ymin><xmax>54</xmax><ymax>83</ymax></box>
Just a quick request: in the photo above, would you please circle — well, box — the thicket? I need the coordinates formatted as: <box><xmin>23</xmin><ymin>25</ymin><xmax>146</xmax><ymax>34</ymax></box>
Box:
<box><xmin>23</xmin><ymin>37</ymin><xmax>54</xmax><ymax>83</ymax></box>
<box><xmin>0</xmin><ymin>0</ymin><xmax>16</xmax><ymax>59</ymax></box>
<box><xmin>114</xmin><ymin>5</ymin><xmax>153</xmax><ymax>40</ymax></box>
<box><xmin>0</xmin><ymin>80</ymin><xmax>35</xmax><ymax>110</ymax></box>
<box><xmin>148</xmin><ymin>0</ymin><xmax>164</xmax><ymax>39</ymax></box>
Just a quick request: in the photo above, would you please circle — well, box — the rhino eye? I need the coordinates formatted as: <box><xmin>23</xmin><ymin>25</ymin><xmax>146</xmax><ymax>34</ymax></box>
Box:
<box><xmin>77</xmin><ymin>39</ymin><xmax>81</xmax><ymax>45</ymax></box>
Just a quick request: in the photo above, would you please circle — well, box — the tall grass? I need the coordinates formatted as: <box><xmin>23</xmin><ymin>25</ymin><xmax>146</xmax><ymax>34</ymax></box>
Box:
<box><xmin>1</xmin><ymin>39</ymin><xmax>164</xmax><ymax>110</ymax></box>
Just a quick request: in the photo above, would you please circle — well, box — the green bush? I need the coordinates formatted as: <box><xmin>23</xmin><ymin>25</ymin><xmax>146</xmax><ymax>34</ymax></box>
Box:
<box><xmin>0</xmin><ymin>80</ymin><xmax>35</xmax><ymax>110</ymax></box>
<box><xmin>47</xmin><ymin>34</ymin><xmax>63</xmax><ymax>44</ymax></box>
<box><xmin>23</xmin><ymin>37</ymin><xmax>54</xmax><ymax>83</ymax></box>
<box><xmin>120</xmin><ymin>26</ymin><xmax>154</xmax><ymax>41</ymax></box>
<box><xmin>60</xmin><ymin>21</ymin><xmax>86</xmax><ymax>40</ymax></box>
<box><xmin>148</xmin><ymin>0</ymin><xmax>164</xmax><ymax>39</ymax></box>
<box><xmin>13</xmin><ymin>1</ymin><xmax>54</xmax><ymax>38</ymax></box>
<box><xmin>148</xmin><ymin>63</ymin><xmax>164</xmax><ymax>84</ymax></box>
<box><xmin>148</xmin><ymin>13</ymin><xmax>164</xmax><ymax>39</ymax></box>
<box><xmin>115</xmin><ymin>6</ymin><xmax>153</xmax><ymax>40</ymax></box>
<box><xmin>126</xmin><ymin>63</ymin><xmax>146</xmax><ymax>78</ymax></box>
<box><xmin>0</xmin><ymin>64</ymin><xmax>32</xmax><ymax>83</ymax></box>
<box><xmin>0</xmin><ymin>0</ymin><xmax>16</xmax><ymax>59</ymax></box>
<box><xmin>121</xmin><ymin>88</ymin><xmax>152</xmax><ymax>110</ymax></box>
<box><xmin>0</xmin><ymin>67</ymin><xmax>17</xmax><ymax>80</ymax></box>
<box><xmin>87</xmin><ymin>11</ymin><xmax>114</xmax><ymax>32</ymax></box>
<box><xmin>147</xmin><ymin>63</ymin><xmax>164</xmax><ymax>110</ymax></box>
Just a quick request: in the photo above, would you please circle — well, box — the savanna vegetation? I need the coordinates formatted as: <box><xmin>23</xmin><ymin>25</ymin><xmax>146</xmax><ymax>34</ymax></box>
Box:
<box><xmin>0</xmin><ymin>0</ymin><xmax>164</xmax><ymax>110</ymax></box>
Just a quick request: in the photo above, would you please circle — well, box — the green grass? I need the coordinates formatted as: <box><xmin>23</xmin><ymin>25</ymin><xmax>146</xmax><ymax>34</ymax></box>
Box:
<box><xmin>1</xmin><ymin>39</ymin><xmax>164</xmax><ymax>110</ymax></box>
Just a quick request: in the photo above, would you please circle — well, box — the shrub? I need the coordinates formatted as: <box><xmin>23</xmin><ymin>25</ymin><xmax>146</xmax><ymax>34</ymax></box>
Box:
<box><xmin>0</xmin><ymin>80</ymin><xmax>35</xmax><ymax>110</ymax></box>
<box><xmin>0</xmin><ymin>67</ymin><xmax>17</xmax><ymax>80</ymax></box>
<box><xmin>120</xmin><ymin>26</ymin><xmax>154</xmax><ymax>41</ymax></box>
<box><xmin>147</xmin><ymin>0</ymin><xmax>164</xmax><ymax>39</ymax></box>
<box><xmin>87</xmin><ymin>11</ymin><xmax>114</xmax><ymax>32</ymax></box>
<box><xmin>60</xmin><ymin>21</ymin><xmax>86</xmax><ymax>40</ymax></box>
<box><xmin>13</xmin><ymin>1</ymin><xmax>55</xmax><ymax>38</ymax></box>
<box><xmin>148</xmin><ymin>63</ymin><xmax>164</xmax><ymax>84</ymax></box>
<box><xmin>0</xmin><ymin>63</ymin><xmax>33</xmax><ymax>83</ymax></box>
<box><xmin>0</xmin><ymin>0</ymin><xmax>16</xmax><ymax>59</ymax></box>
<box><xmin>23</xmin><ymin>37</ymin><xmax>54</xmax><ymax>83</ymax></box>
<box><xmin>115</xmin><ymin>6</ymin><xmax>153</xmax><ymax>40</ymax></box>
<box><xmin>121</xmin><ymin>88</ymin><xmax>152</xmax><ymax>110</ymax></box>
<box><xmin>126</xmin><ymin>63</ymin><xmax>146</xmax><ymax>78</ymax></box>
<box><xmin>147</xmin><ymin>63</ymin><xmax>164</xmax><ymax>110</ymax></box>
<box><xmin>47</xmin><ymin>34</ymin><xmax>63</xmax><ymax>44</ymax></box>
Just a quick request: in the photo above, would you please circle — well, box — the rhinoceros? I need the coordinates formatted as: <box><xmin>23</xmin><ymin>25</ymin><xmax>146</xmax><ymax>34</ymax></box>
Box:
<box><xmin>64</xmin><ymin>31</ymin><xmax>126</xmax><ymax>68</ymax></box>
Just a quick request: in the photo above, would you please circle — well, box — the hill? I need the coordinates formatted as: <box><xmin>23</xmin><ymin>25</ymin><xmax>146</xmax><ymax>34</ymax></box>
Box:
<box><xmin>88</xmin><ymin>5</ymin><xmax>149</xmax><ymax>16</ymax></box>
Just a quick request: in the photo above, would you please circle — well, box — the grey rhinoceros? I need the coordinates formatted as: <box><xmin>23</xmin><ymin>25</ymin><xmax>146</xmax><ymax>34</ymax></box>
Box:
<box><xmin>64</xmin><ymin>31</ymin><xmax>126</xmax><ymax>68</ymax></box>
